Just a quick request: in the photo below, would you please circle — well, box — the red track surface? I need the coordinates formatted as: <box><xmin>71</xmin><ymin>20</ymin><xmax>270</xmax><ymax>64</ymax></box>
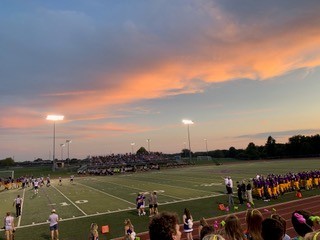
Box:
<box><xmin>130</xmin><ymin>195</ymin><xmax>320</xmax><ymax>240</ymax></box>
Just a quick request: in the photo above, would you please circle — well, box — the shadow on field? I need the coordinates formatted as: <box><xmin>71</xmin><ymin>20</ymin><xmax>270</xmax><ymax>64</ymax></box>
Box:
<box><xmin>40</xmin><ymin>233</ymin><xmax>51</xmax><ymax>239</ymax></box>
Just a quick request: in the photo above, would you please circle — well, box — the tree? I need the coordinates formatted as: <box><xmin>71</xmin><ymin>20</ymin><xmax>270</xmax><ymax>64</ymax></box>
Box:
<box><xmin>137</xmin><ymin>147</ymin><xmax>148</xmax><ymax>155</ymax></box>
<box><xmin>228</xmin><ymin>147</ymin><xmax>237</xmax><ymax>158</ymax></box>
<box><xmin>265</xmin><ymin>136</ymin><xmax>276</xmax><ymax>157</ymax></box>
<box><xmin>0</xmin><ymin>157</ymin><xmax>15</xmax><ymax>167</ymax></box>
<box><xmin>245</xmin><ymin>142</ymin><xmax>260</xmax><ymax>160</ymax></box>
<box><xmin>181</xmin><ymin>149</ymin><xmax>191</xmax><ymax>158</ymax></box>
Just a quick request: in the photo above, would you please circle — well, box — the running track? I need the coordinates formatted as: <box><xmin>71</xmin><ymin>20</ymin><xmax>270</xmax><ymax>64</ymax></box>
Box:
<box><xmin>130</xmin><ymin>195</ymin><xmax>320</xmax><ymax>240</ymax></box>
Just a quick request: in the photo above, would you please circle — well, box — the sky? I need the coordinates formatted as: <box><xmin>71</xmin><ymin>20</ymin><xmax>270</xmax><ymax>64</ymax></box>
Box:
<box><xmin>1</xmin><ymin>0</ymin><xmax>320</xmax><ymax>162</ymax></box>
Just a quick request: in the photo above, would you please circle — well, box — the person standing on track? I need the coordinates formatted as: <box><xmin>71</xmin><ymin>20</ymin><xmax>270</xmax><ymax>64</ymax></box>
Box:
<box><xmin>182</xmin><ymin>208</ymin><xmax>193</xmax><ymax>240</ymax></box>
<box><xmin>13</xmin><ymin>194</ymin><xmax>22</xmax><ymax>217</ymax></box>
<box><xmin>4</xmin><ymin>212</ymin><xmax>15</xmax><ymax>240</ymax></box>
<box><xmin>48</xmin><ymin>209</ymin><xmax>59</xmax><ymax>240</ymax></box>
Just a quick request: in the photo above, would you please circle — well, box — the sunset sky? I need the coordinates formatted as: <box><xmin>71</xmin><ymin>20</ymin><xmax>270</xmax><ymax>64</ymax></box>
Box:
<box><xmin>1</xmin><ymin>0</ymin><xmax>320</xmax><ymax>161</ymax></box>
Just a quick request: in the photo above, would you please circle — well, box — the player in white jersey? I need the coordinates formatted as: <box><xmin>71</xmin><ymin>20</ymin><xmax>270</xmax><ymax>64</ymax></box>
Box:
<box><xmin>34</xmin><ymin>179</ymin><xmax>39</xmax><ymax>194</ymax></box>
<box><xmin>13</xmin><ymin>194</ymin><xmax>23</xmax><ymax>217</ymax></box>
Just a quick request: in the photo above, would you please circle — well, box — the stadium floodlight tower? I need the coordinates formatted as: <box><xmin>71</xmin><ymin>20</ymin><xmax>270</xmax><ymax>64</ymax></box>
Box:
<box><xmin>182</xmin><ymin>119</ymin><xmax>194</xmax><ymax>162</ymax></box>
<box><xmin>46</xmin><ymin>115</ymin><xmax>64</xmax><ymax>171</ymax></box>
<box><xmin>66</xmin><ymin>139</ymin><xmax>72</xmax><ymax>165</ymax></box>
<box><xmin>204</xmin><ymin>138</ymin><xmax>208</xmax><ymax>156</ymax></box>
<box><xmin>60</xmin><ymin>143</ymin><xmax>65</xmax><ymax>161</ymax></box>
<box><xmin>131</xmin><ymin>142</ymin><xmax>135</xmax><ymax>154</ymax></box>
<box><xmin>146</xmin><ymin>139</ymin><xmax>151</xmax><ymax>153</ymax></box>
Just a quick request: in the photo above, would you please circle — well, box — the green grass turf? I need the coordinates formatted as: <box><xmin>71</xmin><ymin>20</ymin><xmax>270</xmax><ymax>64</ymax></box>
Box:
<box><xmin>0</xmin><ymin>158</ymin><xmax>319</xmax><ymax>239</ymax></box>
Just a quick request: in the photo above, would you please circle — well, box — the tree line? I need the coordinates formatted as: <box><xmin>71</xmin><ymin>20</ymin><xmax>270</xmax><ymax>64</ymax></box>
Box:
<box><xmin>1</xmin><ymin>134</ymin><xmax>320</xmax><ymax>165</ymax></box>
<box><xmin>189</xmin><ymin>134</ymin><xmax>320</xmax><ymax>160</ymax></box>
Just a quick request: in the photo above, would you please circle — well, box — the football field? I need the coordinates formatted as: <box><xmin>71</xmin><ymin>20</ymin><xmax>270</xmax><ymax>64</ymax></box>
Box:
<box><xmin>0</xmin><ymin>158</ymin><xmax>319</xmax><ymax>239</ymax></box>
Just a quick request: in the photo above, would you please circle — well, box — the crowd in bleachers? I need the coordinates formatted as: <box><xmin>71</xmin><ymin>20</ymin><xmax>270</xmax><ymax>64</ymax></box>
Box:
<box><xmin>78</xmin><ymin>152</ymin><xmax>186</xmax><ymax>175</ymax></box>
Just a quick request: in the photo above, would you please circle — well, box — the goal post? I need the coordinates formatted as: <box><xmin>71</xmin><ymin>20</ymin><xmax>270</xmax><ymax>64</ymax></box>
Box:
<box><xmin>0</xmin><ymin>170</ymin><xmax>14</xmax><ymax>179</ymax></box>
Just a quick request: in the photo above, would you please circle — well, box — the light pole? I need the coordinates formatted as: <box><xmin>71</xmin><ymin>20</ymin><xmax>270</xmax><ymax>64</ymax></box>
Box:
<box><xmin>182</xmin><ymin>119</ymin><xmax>194</xmax><ymax>162</ymax></box>
<box><xmin>146</xmin><ymin>139</ymin><xmax>151</xmax><ymax>153</ymax></box>
<box><xmin>131</xmin><ymin>142</ymin><xmax>135</xmax><ymax>154</ymax></box>
<box><xmin>60</xmin><ymin>143</ymin><xmax>65</xmax><ymax>161</ymax></box>
<box><xmin>46</xmin><ymin>115</ymin><xmax>64</xmax><ymax>172</ymax></box>
<box><xmin>204</xmin><ymin>138</ymin><xmax>208</xmax><ymax>156</ymax></box>
<box><xmin>66</xmin><ymin>139</ymin><xmax>72</xmax><ymax>165</ymax></box>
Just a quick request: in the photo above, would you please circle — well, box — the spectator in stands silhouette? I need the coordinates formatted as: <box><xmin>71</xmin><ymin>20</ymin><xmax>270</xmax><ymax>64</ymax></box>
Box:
<box><xmin>224</xmin><ymin>215</ymin><xmax>246</xmax><ymax>240</ymax></box>
<box><xmin>270</xmin><ymin>214</ymin><xmax>291</xmax><ymax>240</ymax></box>
<box><xmin>149</xmin><ymin>211</ymin><xmax>181</xmax><ymax>240</ymax></box>
<box><xmin>291</xmin><ymin>210</ymin><xmax>314</xmax><ymax>239</ymax></box>
<box><xmin>261</xmin><ymin>218</ymin><xmax>285</xmax><ymax>240</ymax></box>
<box><xmin>245</xmin><ymin>209</ymin><xmax>263</xmax><ymax>240</ymax></box>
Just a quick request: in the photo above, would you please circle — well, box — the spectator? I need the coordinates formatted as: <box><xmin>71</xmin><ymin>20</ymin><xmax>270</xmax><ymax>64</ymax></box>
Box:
<box><xmin>271</xmin><ymin>214</ymin><xmax>291</xmax><ymax>240</ymax></box>
<box><xmin>245</xmin><ymin>209</ymin><xmax>263</xmax><ymax>240</ymax></box>
<box><xmin>124</xmin><ymin>219</ymin><xmax>136</xmax><ymax>240</ymax></box>
<box><xmin>202</xmin><ymin>234</ymin><xmax>226</xmax><ymax>240</ymax></box>
<box><xmin>148</xmin><ymin>193</ymin><xmax>154</xmax><ymax>216</ymax></box>
<box><xmin>4</xmin><ymin>212</ymin><xmax>15</xmax><ymax>240</ymax></box>
<box><xmin>226</xmin><ymin>183</ymin><xmax>234</xmax><ymax>208</ymax></box>
<box><xmin>246</xmin><ymin>180</ymin><xmax>253</xmax><ymax>204</ymax></box>
<box><xmin>198</xmin><ymin>217</ymin><xmax>208</xmax><ymax>238</ymax></box>
<box><xmin>200</xmin><ymin>225</ymin><xmax>215</xmax><ymax>240</ymax></box>
<box><xmin>304</xmin><ymin>231</ymin><xmax>320</xmax><ymax>240</ymax></box>
<box><xmin>183</xmin><ymin>208</ymin><xmax>194</xmax><ymax>240</ymax></box>
<box><xmin>224</xmin><ymin>215</ymin><xmax>246</xmax><ymax>240</ymax></box>
<box><xmin>149</xmin><ymin>211</ymin><xmax>181</xmax><ymax>240</ymax></box>
<box><xmin>291</xmin><ymin>210</ymin><xmax>314</xmax><ymax>239</ymax></box>
<box><xmin>261</xmin><ymin>218</ymin><xmax>285</xmax><ymax>240</ymax></box>
<box><xmin>237</xmin><ymin>182</ymin><xmax>244</xmax><ymax>205</ymax></box>
<box><xmin>89</xmin><ymin>223</ymin><xmax>99</xmax><ymax>240</ymax></box>
<box><xmin>48</xmin><ymin>209</ymin><xmax>59</xmax><ymax>240</ymax></box>
<box><xmin>153</xmin><ymin>191</ymin><xmax>159</xmax><ymax>215</ymax></box>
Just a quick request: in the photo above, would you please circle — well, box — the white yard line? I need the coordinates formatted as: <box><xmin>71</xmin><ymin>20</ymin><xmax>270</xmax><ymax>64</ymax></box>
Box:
<box><xmin>51</xmin><ymin>185</ymin><xmax>87</xmax><ymax>216</ymax></box>
<box><xmin>7</xmin><ymin>193</ymin><xmax>226</xmax><ymax>230</ymax></box>
<box><xmin>75</xmin><ymin>182</ymin><xmax>136</xmax><ymax>205</ymax></box>
<box><xmin>17</xmin><ymin>188</ymin><xmax>26</xmax><ymax>227</ymax></box>
<box><xmin>92</xmin><ymin>177</ymin><xmax>184</xmax><ymax>200</ymax></box>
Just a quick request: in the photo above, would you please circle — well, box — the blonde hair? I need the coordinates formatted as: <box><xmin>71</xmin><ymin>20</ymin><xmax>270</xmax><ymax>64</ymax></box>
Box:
<box><xmin>202</xmin><ymin>234</ymin><xmax>226</xmax><ymax>240</ymax></box>
<box><xmin>200</xmin><ymin>217</ymin><xmax>208</xmax><ymax>227</ymax></box>
<box><xmin>225</xmin><ymin>215</ymin><xmax>245</xmax><ymax>240</ymax></box>
<box><xmin>245</xmin><ymin>209</ymin><xmax>263</xmax><ymax>240</ymax></box>
<box><xmin>90</xmin><ymin>223</ymin><xmax>98</xmax><ymax>231</ymax></box>
<box><xmin>124</xmin><ymin>219</ymin><xmax>133</xmax><ymax>227</ymax></box>
<box><xmin>304</xmin><ymin>231</ymin><xmax>320</xmax><ymax>240</ymax></box>
<box><xmin>90</xmin><ymin>223</ymin><xmax>99</xmax><ymax>237</ymax></box>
